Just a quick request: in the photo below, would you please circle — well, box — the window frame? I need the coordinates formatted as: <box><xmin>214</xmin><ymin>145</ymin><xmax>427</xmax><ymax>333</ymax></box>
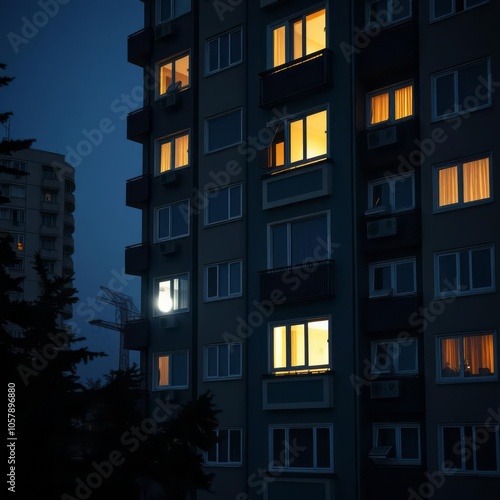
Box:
<box><xmin>205</xmin><ymin>27</ymin><xmax>243</xmax><ymax>75</ymax></box>
<box><xmin>152</xmin><ymin>350</ymin><xmax>189</xmax><ymax>390</ymax></box>
<box><xmin>439</xmin><ymin>423</ymin><xmax>500</xmax><ymax>475</ymax></box>
<box><xmin>368</xmin><ymin>172</ymin><xmax>415</xmax><ymax>214</ymax></box>
<box><xmin>204</xmin><ymin>342</ymin><xmax>243</xmax><ymax>381</ymax></box>
<box><xmin>430</xmin><ymin>0</ymin><xmax>489</xmax><ymax>22</ymax></box>
<box><xmin>371</xmin><ymin>338</ymin><xmax>418</xmax><ymax>375</ymax></box>
<box><xmin>269</xmin><ymin>424</ymin><xmax>334</xmax><ymax>472</ymax></box>
<box><xmin>205</xmin><ymin>260</ymin><xmax>243</xmax><ymax>302</ymax></box>
<box><xmin>365</xmin><ymin>0</ymin><xmax>413</xmax><ymax>29</ymax></box>
<box><xmin>434</xmin><ymin>245</ymin><xmax>495</xmax><ymax>297</ymax></box>
<box><xmin>268</xmin><ymin>6</ymin><xmax>327</xmax><ymax>69</ymax></box>
<box><xmin>156</xmin><ymin>52</ymin><xmax>191</xmax><ymax>99</ymax></box>
<box><xmin>372</xmin><ymin>423</ymin><xmax>421</xmax><ymax>465</ymax></box>
<box><xmin>433</xmin><ymin>154</ymin><xmax>493</xmax><ymax>212</ymax></box>
<box><xmin>155</xmin><ymin>0</ymin><xmax>191</xmax><ymax>25</ymax></box>
<box><xmin>154</xmin><ymin>200</ymin><xmax>190</xmax><ymax>242</ymax></box>
<box><xmin>11</xmin><ymin>234</ymin><xmax>24</xmax><ymax>252</ymax></box>
<box><xmin>206</xmin><ymin>428</ymin><xmax>243</xmax><ymax>466</ymax></box>
<box><xmin>10</xmin><ymin>185</ymin><xmax>26</xmax><ymax>199</ymax></box>
<box><xmin>432</xmin><ymin>58</ymin><xmax>491</xmax><ymax>120</ymax></box>
<box><xmin>369</xmin><ymin>257</ymin><xmax>417</xmax><ymax>298</ymax></box>
<box><xmin>155</xmin><ymin>131</ymin><xmax>190</xmax><ymax>175</ymax></box>
<box><xmin>205</xmin><ymin>108</ymin><xmax>243</xmax><ymax>154</ymax></box>
<box><xmin>204</xmin><ymin>183</ymin><xmax>242</xmax><ymax>227</ymax></box>
<box><xmin>269</xmin><ymin>316</ymin><xmax>331</xmax><ymax>374</ymax></box>
<box><xmin>267</xmin><ymin>211</ymin><xmax>331</xmax><ymax>269</ymax></box>
<box><xmin>436</xmin><ymin>331</ymin><xmax>497</xmax><ymax>383</ymax></box>
<box><xmin>367</xmin><ymin>81</ymin><xmax>414</xmax><ymax>127</ymax></box>
<box><xmin>153</xmin><ymin>273</ymin><xmax>190</xmax><ymax>316</ymax></box>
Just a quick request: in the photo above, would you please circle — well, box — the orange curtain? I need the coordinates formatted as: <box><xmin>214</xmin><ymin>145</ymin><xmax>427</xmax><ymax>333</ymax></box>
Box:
<box><xmin>438</xmin><ymin>166</ymin><xmax>458</xmax><ymax>206</ymax></box>
<box><xmin>158</xmin><ymin>356</ymin><xmax>170</xmax><ymax>386</ymax></box>
<box><xmin>371</xmin><ymin>93</ymin><xmax>389</xmax><ymax>124</ymax></box>
<box><xmin>441</xmin><ymin>338</ymin><xmax>460</xmax><ymax>372</ymax></box>
<box><xmin>463</xmin><ymin>158</ymin><xmax>490</xmax><ymax>203</ymax></box>
<box><xmin>395</xmin><ymin>85</ymin><xmax>413</xmax><ymax>120</ymax></box>
<box><xmin>464</xmin><ymin>334</ymin><xmax>494</xmax><ymax>375</ymax></box>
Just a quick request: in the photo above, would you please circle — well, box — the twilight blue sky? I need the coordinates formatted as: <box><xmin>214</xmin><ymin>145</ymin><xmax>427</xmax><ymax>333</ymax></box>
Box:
<box><xmin>1</xmin><ymin>0</ymin><xmax>144</xmax><ymax>380</ymax></box>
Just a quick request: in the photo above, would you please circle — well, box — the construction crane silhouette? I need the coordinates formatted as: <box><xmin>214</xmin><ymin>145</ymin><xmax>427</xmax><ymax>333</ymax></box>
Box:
<box><xmin>89</xmin><ymin>287</ymin><xmax>141</xmax><ymax>371</ymax></box>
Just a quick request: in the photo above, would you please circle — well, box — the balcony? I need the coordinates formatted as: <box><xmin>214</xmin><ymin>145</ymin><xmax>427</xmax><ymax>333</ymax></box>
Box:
<box><xmin>259</xmin><ymin>260</ymin><xmax>334</xmax><ymax>303</ymax></box>
<box><xmin>127</xmin><ymin>26</ymin><xmax>153</xmax><ymax>67</ymax></box>
<box><xmin>124</xmin><ymin>318</ymin><xmax>149</xmax><ymax>350</ymax></box>
<box><xmin>40</xmin><ymin>201</ymin><xmax>60</xmax><ymax>212</ymax></box>
<box><xmin>65</xmin><ymin>192</ymin><xmax>75</xmax><ymax>213</ymax></box>
<box><xmin>64</xmin><ymin>213</ymin><xmax>75</xmax><ymax>229</ymax></box>
<box><xmin>125</xmin><ymin>243</ymin><xmax>150</xmax><ymax>276</ymax></box>
<box><xmin>42</xmin><ymin>177</ymin><xmax>61</xmax><ymax>189</ymax></box>
<box><xmin>259</xmin><ymin>49</ymin><xmax>333</xmax><ymax>108</ymax></box>
<box><xmin>365</xmin><ymin>294</ymin><xmax>422</xmax><ymax>333</ymax></box>
<box><xmin>126</xmin><ymin>174</ymin><xmax>151</xmax><ymax>209</ymax></box>
<box><xmin>127</xmin><ymin>106</ymin><xmax>151</xmax><ymax>143</ymax></box>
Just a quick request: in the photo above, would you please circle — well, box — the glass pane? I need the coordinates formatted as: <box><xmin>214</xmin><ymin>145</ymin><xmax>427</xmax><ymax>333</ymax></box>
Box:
<box><xmin>229</xmin><ymin>261</ymin><xmax>241</xmax><ymax>294</ymax></box>
<box><xmin>371</xmin><ymin>181</ymin><xmax>390</xmax><ymax>208</ymax></box>
<box><xmin>395</xmin><ymin>85</ymin><xmax>413</xmax><ymax>120</ymax></box>
<box><xmin>438</xmin><ymin>254</ymin><xmax>457</xmax><ymax>293</ymax></box>
<box><xmin>459</xmin><ymin>251</ymin><xmax>470</xmax><ymax>291</ymax></box>
<box><xmin>290</xmin><ymin>119</ymin><xmax>304</xmax><ymax>163</ymax></box>
<box><xmin>393</xmin><ymin>0</ymin><xmax>411</xmax><ymax>21</ymax></box>
<box><xmin>160</xmin><ymin>141</ymin><xmax>171</xmax><ymax>173</ymax></box>
<box><xmin>160</xmin><ymin>62</ymin><xmax>173</xmax><ymax>95</ymax></box>
<box><xmin>475</xmin><ymin>427</ymin><xmax>497</xmax><ymax>471</ymax></box>
<box><xmin>308</xmin><ymin>320</ymin><xmax>329</xmax><ymax>367</ymax></box>
<box><xmin>272</xmin><ymin>429</ymin><xmax>285</xmax><ymax>467</ymax></box>
<box><xmin>463</xmin><ymin>158</ymin><xmax>490</xmax><ymax>203</ymax></box>
<box><xmin>219</xmin><ymin>344</ymin><xmax>229</xmax><ymax>377</ymax></box>
<box><xmin>207</xmin><ymin>110</ymin><xmax>242</xmax><ymax>152</ymax></box>
<box><xmin>273</xmin><ymin>326</ymin><xmax>287</xmax><ymax>369</ymax></box>
<box><xmin>394</xmin><ymin>175</ymin><xmax>414</xmax><ymax>211</ymax></box>
<box><xmin>290</xmin><ymin>215</ymin><xmax>327</xmax><ymax>265</ymax></box>
<box><xmin>293</xmin><ymin>19</ymin><xmax>303</xmax><ymax>60</ymax></box>
<box><xmin>218</xmin><ymin>430</ymin><xmax>228</xmax><ymax>463</ymax></box>
<box><xmin>229</xmin><ymin>186</ymin><xmax>242</xmax><ymax>218</ymax></box>
<box><xmin>207</xmin><ymin>188</ymin><xmax>229</xmax><ymax>224</ymax></box>
<box><xmin>471</xmin><ymin>248</ymin><xmax>492</xmax><ymax>289</ymax></box>
<box><xmin>230</xmin><ymin>29</ymin><xmax>242</xmax><ymax>64</ymax></box>
<box><xmin>159</xmin><ymin>0</ymin><xmax>172</xmax><ymax>22</ymax></box>
<box><xmin>441</xmin><ymin>338</ymin><xmax>461</xmax><ymax>376</ymax></box>
<box><xmin>371</xmin><ymin>93</ymin><xmax>389</xmax><ymax>124</ymax></box>
<box><xmin>171</xmin><ymin>202</ymin><xmax>188</xmax><ymax>237</ymax></box>
<box><xmin>207</xmin><ymin>266</ymin><xmax>218</xmax><ymax>298</ymax></box>
<box><xmin>178</xmin><ymin>276</ymin><xmax>189</xmax><ymax>310</ymax></box>
<box><xmin>377</xmin><ymin>428</ymin><xmax>396</xmax><ymax>458</ymax></box>
<box><xmin>158</xmin><ymin>207</ymin><xmax>170</xmax><ymax>239</ymax></box>
<box><xmin>438</xmin><ymin>166</ymin><xmax>459</xmax><ymax>206</ymax></box>
<box><xmin>219</xmin><ymin>263</ymin><xmax>229</xmax><ymax>297</ymax></box>
<box><xmin>208</xmin><ymin>39</ymin><xmax>219</xmax><ymax>72</ymax></box>
<box><xmin>369</xmin><ymin>0</ymin><xmax>388</xmax><ymax>24</ymax></box>
<box><xmin>373</xmin><ymin>265</ymin><xmax>391</xmax><ymax>291</ymax></box>
<box><xmin>396</xmin><ymin>261</ymin><xmax>415</xmax><ymax>294</ymax></box>
<box><xmin>172</xmin><ymin>351</ymin><xmax>187</xmax><ymax>387</ymax></box>
<box><xmin>443</xmin><ymin>427</ymin><xmax>462</xmax><ymax>468</ymax></box>
<box><xmin>401</xmin><ymin>427</ymin><xmax>419</xmax><ymax>459</ymax></box>
<box><xmin>272</xmin><ymin>224</ymin><xmax>288</xmax><ymax>268</ymax></box>
<box><xmin>158</xmin><ymin>280</ymin><xmax>173</xmax><ymax>313</ymax></box>
<box><xmin>229</xmin><ymin>430</ymin><xmax>241</xmax><ymax>462</ymax></box>
<box><xmin>374</xmin><ymin>342</ymin><xmax>394</xmax><ymax>372</ymax></box>
<box><xmin>305</xmin><ymin>9</ymin><xmax>326</xmax><ymax>55</ymax></box>
<box><xmin>434</xmin><ymin>0</ymin><xmax>454</xmax><ymax>18</ymax></box>
<box><xmin>463</xmin><ymin>334</ymin><xmax>495</xmax><ymax>376</ymax></box>
<box><xmin>398</xmin><ymin>340</ymin><xmax>417</xmax><ymax>372</ymax></box>
<box><xmin>435</xmin><ymin>73</ymin><xmax>455</xmax><ymax>116</ymax></box>
<box><xmin>291</xmin><ymin>324</ymin><xmax>305</xmax><ymax>367</ymax></box>
<box><xmin>316</xmin><ymin>428</ymin><xmax>331</xmax><ymax>468</ymax></box>
<box><xmin>306</xmin><ymin>110</ymin><xmax>327</xmax><ymax>159</ymax></box>
<box><xmin>158</xmin><ymin>355</ymin><xmax>170</xmax><ymax>386</ymax></box>
<box><xmin>289</xmin><ymin>428</ymin><xmax>314</xmax><ymax>468</ymax></box>
<box><xmin>174</xmin><ymin>134</ymin><xmax>189</xmax><ymax>168</ymax></box>
<box><xmin>273</xmin><ymin>26</ymin><xmax>286</xmax><ymax>67</ymax></box>
<box><xmin>175</xmin><ymin>55</ymin><xmax>190</xmax><ymax>88</ymax></box>
<box><xmin>458</xmin><ymin>60</ymin><xmax>488</xmax><ymax>112</ymax></box>
<box><xmin>229</xmin><ymin>343</ymin><xmax>241</xmax><ymax>376</ymax></box>
<box><xmin>207</xmin><ymin>347</ymin><xmax>218</xmax><ymax>377</ymax></box>
<box><xmin>219</xmin><ymin>33</ymin><xmax>230</xmax><ymax>69</ymax></box>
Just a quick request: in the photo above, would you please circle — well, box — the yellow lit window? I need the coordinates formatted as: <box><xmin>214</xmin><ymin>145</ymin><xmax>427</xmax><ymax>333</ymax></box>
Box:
<box><xmin>463</xmin><ymin>158</ymin><xmax>490</xmax><ymax>203</ymax></box>
<box><xmin>158</xmin><ymin>355</ymin><xmax>170</xmax><ymax>386</ymax></box>
<box><xmin>273</xmin><ymin>26</ymin><xmax>286</xmax><ymax>67</ymax></box>
<box><xmin>438</xmin><ymin>166</ymin><xmax>458</xmax><ymax>207</ymax></box>
<box><xmin>371</xmin><ymin>93</ymin><xmax>389</xmax><ymax>124</ymax></box>
<box><xmin>395</xmin><ymin>85</ymin><xmax>413</xmax><ymax>120</ymax></box>
<box><xmin>369</xmin><ymin>83</ymin><xmax>413</xmax><ymax>125</ymax></box>
<box><xmin>159</xmin><ymin>54</ymin><xmax>190</xmax><ymax>96</ymax></box>
<box><xmin>158</xmin><ymin>133</ymin><xmax>189</xmax><ymax>173</ymax></box>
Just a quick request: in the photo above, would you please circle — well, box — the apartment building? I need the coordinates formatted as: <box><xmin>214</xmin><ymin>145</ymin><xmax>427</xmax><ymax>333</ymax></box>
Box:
<box><xmin>0</xmin><ymin>148</ymin><xmax>75</xmax><ymax>320</ymax></box>
<box><xmin>124</xmin><ymin>1</ymin><xmax>500</xmax><ymax>498</ymax></box>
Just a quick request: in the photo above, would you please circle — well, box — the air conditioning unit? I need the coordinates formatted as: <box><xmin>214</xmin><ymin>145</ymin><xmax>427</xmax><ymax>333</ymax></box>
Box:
<box><xmin>161</xmin><ymin>93</ymin><xmax>178</xmax><ymax>109</ymax></box>
<box><xmin>367</xmin><ymin>217</ymin><xmax>397</xmax><ymax>239</ymax></box>
<box><xmin>154</xmin><ymin>22</ymin><xmax>173</xmax><ymax>40</ymax></box>
<box><xmin>159</xmin><ymin>241</ymin><xmax>176</xmax><ymax>255</ymax></box>
<box><xmin>370</xmin><ymin>380</ymin><xmax>399</xmax><ymax>399</ymax></box>
<box><xmin>160</xmin><ymin>170</ymin><xmax>177</xmax><ymax>185</ymax></box>
<box><xmin>159</xmin><ymin>316</ymin><xmax>176</xmax><ymax>329</ymax></box>
<box><xmin>367</xmin><ymin>126</ymin><xmax>397</xmax><ymax>149</ymax></box>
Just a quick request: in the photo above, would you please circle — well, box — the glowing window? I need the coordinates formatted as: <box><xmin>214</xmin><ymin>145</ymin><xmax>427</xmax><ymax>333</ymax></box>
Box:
<box><xmin>158</xmin><ymin>53</ymin><xmax>190</xmax><ymax>96</ymax></box>
<box><xmin>154</xmin><ymin>274</ymin><xmax>189</xmax><ymax>315</ymax></box>
<box><xmin>156</xmin><ymin>132</ymin><xmax>189</xmax><ymax>174</ymax></box>
<box><xmin>369</xmin><ymin>82</ymin><xmax>413</xmax><ymax>125</ymax></box>
<box><xmin>154</xmin><ymin>351</ymin><xmax>188</xmax><ymax>389</ymax></box>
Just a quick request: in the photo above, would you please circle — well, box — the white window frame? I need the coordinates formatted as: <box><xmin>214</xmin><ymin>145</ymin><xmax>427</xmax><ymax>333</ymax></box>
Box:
<box><xmin>365</xmin><ymin>0</ymin><xmax>412</xmax><ymax>29</ymax></box>
<box><xmin>205</xmin><ymin>27</ymin><xmax>243</xmax><ymax>75</ymax></box>
<box><xmin>433</xmin><ymin>155</ymin><xmax>493</xmax><ymax>212</ymax></box>
<box><xmin>436</xmin><ymin>332</ymin><xmax>497</xmax><ymax>383</ymax></box>
<box><xmin>156</xmin><ymin>52</ymin><xmax>190</xmax><ymax>99</ymax></box>
<box><xmin>206</xmin><ymin>428</ymin><xmax>242</xmax><ymax>466</ymax></box>
<box><xmin>367</xmin><ymin>81</ymin><xmax>414</xmax><ymax>127</ymax></box>
<box><xmin>432</xmin><ymin>58</ymin><xmax>491</xmax><ymax>120</ymax></box>
<box><xmin>439</xmin><ymin>424</ymin><xmax>500</xmax><ymax>475</ymax></box>
<box><xmin>155</xmin><ymin>131</ymin><xmax>190</xmax><ymax>175</ymax></box>
<box><xmin>267</xmin><ymin>211</ymin><xmax>330</xmax><ymax>269</ymax></box>
<box><xmin>269</xmin><ymin>317</ymin><xmax>331</xmax><ymax>374</ymax></box>
<box><xmin>153</xmin><ymin>273</ymin><xmax>190</xmax><ymax>316</ymax></box>
<box><xmin>371</xmin><ymin>338</ymin><xmax>418</xmax><ymax>375</ymax></box>
<box><xmin>205</xmin><ymin>108</ymin><xmax>243</xmax><ymax>154</ymax></box>
<box><xmin>152</xmin><ymin>350</ymin><xmax>189</xmax><ymax>390</ymax></box>
<box><xmin>204</xmin><ymin>342</ymin><xmax>243</xmax><ymax>381</ymax></box>
<box><xmin>373</xmin><ymin>423</ymin><xmax>421</xmax><ymax>465</ymax></box>
<box><xmin>154</xmin><ymin>200</ymin><xmax>190</xmax><ymax>242</ymax></box>
<box><xmin>155</xmin><ymin>0</ymin><xmax>191</xmax><ymax>25</ymax></box>
<box><xmin>268</xmin><ymin>6</ymin><xmax>327</xmax><ymax>69</ymax></box>
<box><xmin>368</xmin><ymin>172</ymin><xmax>415</xmax><ymax>214</ymax></box>
<box><xmin>435</xmin><ymin>245</ymin><xmax>495</xmax><ymax>297</ymax></box>
<box><xmin>369</xmin><ymin>258</ymin><xmax>417</xmax><ymax>298</ymax></box>
<box><xmin>431</xmin><ymin>0</ymin><xmax>489</xmax><ymax>22</ymax></box>
<box><xmin>269</xmin><ymin>424</ymin><xmax>334</xmax><ymax>472</ymax></box>
<box><xmin>204</xmin><ymin>184</ymin><xmax>242</xmax><ymax>226</ymax></box>
<box><xmin>205</xmin><ymin>260</ymin><xmax>242</xmax><ymax>301</ymax></box>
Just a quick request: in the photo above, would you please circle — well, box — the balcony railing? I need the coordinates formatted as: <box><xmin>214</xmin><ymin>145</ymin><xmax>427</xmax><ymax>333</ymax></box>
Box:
<box><xmin>259</xmin><ymin>260</ymin><xmax>334</xmax><ymax>303</ymax></box>
<box><xmin>127</xmin><ymin>106</ymin><xmax>151</xmax><ymax>143</ymax></box>
<box><xmin>259</xmin><ymin>49</ymin><xmax>333</xmax><ymax>108</ymax></box>
<box><xmin>126</xmin><ymin>174</ymin><xmax>151</xmax><ymax>209</ymax></box>
<box><xmin>125</xmin><ymin>243</ymin><xmax>150</xmax><ymax>276</ymax></box>
<box><xmin>127</xmin><ymin>26</ymin><xmax>153</xmax><ymax>67</ymax></box>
